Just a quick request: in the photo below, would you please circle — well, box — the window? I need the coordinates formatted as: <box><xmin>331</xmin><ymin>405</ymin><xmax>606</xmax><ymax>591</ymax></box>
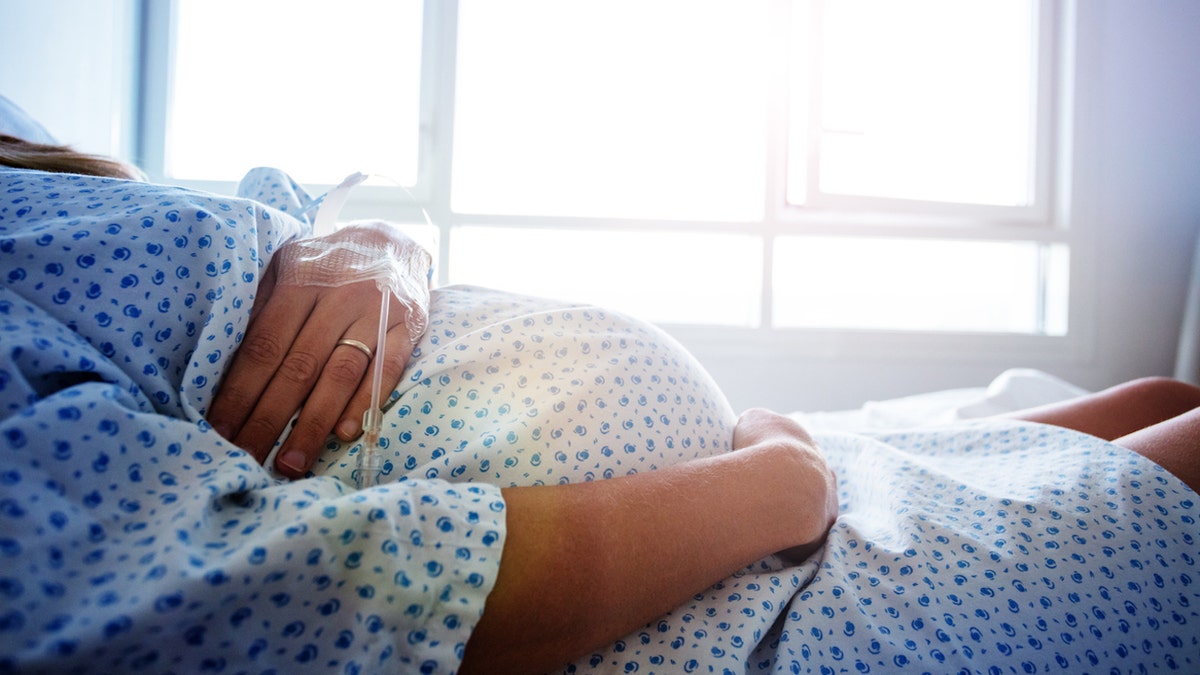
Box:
<box><xmin>791</xmin><ymin>0</ymin><xmax>1043</xmax><ymax>210</ymax></box>
<box><xmin>451</xmin><ymin>1</ymin><xmax>767</xmax><ymax>222</ymax></box>
<box><xmin>773</xmin><ymin>237</ymin><xmax>1068</xmax><ymax>334</ymax></box>
<box><xmin>150</xmin><ymin>0</ymin><xmax>1068</xmax><ymax>344</ymax></box>
<box><xmin>165</xmin><ymin>0</ymin><xmax>424</xmax><ymax>186</ymax></box>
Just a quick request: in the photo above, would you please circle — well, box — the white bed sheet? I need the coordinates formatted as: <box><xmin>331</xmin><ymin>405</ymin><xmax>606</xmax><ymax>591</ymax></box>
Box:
<box><xmin>793</xmin><ymin>367</ymin><xmax>1089</xmax><ymax>432</ymax></box>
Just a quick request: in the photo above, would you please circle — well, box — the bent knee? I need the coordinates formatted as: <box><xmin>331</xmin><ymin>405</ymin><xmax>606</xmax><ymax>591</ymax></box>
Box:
<box><xmin>1117</xmin><ymin>377</ymin><xmax>1200</xmax><ymax>412</ymax></box>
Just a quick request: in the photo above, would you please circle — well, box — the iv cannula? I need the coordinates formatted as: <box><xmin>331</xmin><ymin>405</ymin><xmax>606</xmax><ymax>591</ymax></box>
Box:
<box><xmin>356</xmin><ymin>282</ymin><xmax>390</xmax><ymax>489</ymax></box>
<box><xmin>304</xmin><ymin>171</ymin><xmax>428</xmax><ymax>489</ymax></box>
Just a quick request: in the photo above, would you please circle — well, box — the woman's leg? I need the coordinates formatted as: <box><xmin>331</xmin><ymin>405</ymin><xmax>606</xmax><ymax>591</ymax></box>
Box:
<box><xmin>1112</xmin><ymin>406</ymin><xmax>1200</xmax><ymax>493</ymax></box>
<box><xmin>1006</xmin><ymin>376</ymin><xmax>1200</xmax><ymax>492</ymax></box>
<box><xmin>1005</xmin><ymin>376</ymin><xmax>1200</xmax><ymax>440</ymax></box>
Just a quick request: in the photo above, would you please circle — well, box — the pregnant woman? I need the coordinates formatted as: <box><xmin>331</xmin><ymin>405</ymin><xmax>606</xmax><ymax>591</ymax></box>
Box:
<box><xmin>1</xmin><ymin>127</ymin><xmax>835</xmax><ymax>674</ymax></box>
<box><xmin>2</xmin><ymin>111</ymin><xmax>1196</xmax><ymax>674</ymax></box>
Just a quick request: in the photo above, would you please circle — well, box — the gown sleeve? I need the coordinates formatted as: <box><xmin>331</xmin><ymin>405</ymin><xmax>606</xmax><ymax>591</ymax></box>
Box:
<box><xmin>0</xmin><ymin>168</ymin><xmax>506</xmax><ymax>674</ymax></box>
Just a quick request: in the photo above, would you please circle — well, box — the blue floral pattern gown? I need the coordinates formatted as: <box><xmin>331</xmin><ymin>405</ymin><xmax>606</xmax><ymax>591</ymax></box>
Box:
<box><xmin>2</xmin><ymin>166</ymin><xmax>1196</xmax><ymax>674</ymax></box>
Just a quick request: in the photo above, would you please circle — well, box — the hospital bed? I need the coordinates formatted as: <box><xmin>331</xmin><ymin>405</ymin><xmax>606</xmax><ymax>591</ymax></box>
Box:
<box><xmin>3</xmin><ymin>95</ymin><xmax>1199</xmax><ymax>674</ymax></box>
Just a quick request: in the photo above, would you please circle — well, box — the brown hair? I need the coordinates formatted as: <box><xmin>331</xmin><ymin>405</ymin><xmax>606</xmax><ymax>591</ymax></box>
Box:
<box><xmin>0</xmin><ymin>134</ymin><xmax>145</xmax><ymax>181</ymax></box>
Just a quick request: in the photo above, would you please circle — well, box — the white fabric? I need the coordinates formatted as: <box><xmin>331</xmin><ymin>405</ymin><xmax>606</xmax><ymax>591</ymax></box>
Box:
<box><xmin>0</xmin><ymin>94</ymin><xmax>57</xmax><ymax>143</ymax></box>
<box><xmin>794</xmin><ymin>368</ymin><xmax>1089</xmax><ymax>432</ymax></box>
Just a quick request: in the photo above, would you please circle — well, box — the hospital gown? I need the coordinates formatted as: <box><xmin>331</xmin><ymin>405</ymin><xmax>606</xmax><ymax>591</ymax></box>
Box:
<box><xmin>0</xmin><ymin>168</ymin><xmax>510</xmax><ymax>673</ymax></box>
<box><xmin>2</xmin><ymin>166</ymin><xmax>1198</xmax><ymax>674</ymax></box>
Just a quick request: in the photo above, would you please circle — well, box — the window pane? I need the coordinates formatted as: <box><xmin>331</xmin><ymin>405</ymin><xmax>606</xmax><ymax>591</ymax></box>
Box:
<box><xmin>1043</xmin><ymin>243</ymin><xmax>1070</xmax><ymax>336</ymax></box>
<box><xmin>449</xmin><ymin>227</ymin><xmax>762</xmax><ymax>327</ymax></box>
<box><xmin>789</xmin><ymin>0</ymin><xmax>1038</xmax><ymax>206</ymax></box>
<box><xmin>169</xmin><ymin>0</ymin><xmax>422</xmax><ymax>185</ymax></box>
<box><xmin>452</xmin><ymin>0</ymin><xmax>769</xmax><ymax>221</ymax></box>
<box><xmin>773</xmin><ymin>236</ymin><xmax>1067</xmax><ymax>334</ymax></box>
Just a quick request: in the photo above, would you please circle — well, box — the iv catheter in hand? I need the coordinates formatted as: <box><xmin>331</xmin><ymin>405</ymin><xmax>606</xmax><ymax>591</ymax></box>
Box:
<box><xmin>282</xmin><ymin>172</ymin><xmax>435</xmax><ymax>489</ymax></box>
<box><xmin>356</xmin><ymin>281</ymin><xmax>390</xmax><ymax>489</ymax></box>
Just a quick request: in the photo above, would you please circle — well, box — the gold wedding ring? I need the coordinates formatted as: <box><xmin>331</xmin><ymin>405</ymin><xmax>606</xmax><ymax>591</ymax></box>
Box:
<box><xmin>335</xmin><ymin>338</ymin><xmax>373</xmax><ymax>360</ymax></box>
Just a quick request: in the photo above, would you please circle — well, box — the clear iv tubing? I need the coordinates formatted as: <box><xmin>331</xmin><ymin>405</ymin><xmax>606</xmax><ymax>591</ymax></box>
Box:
<box><xmin>299</xmin><ymin>171</ymin><xmax>433</xmax><ymax>489</ymax></box>
<box><xmin>357</xmin><ymin>280</ymin><xmax>390</xmax><ymax>489</ymax></box>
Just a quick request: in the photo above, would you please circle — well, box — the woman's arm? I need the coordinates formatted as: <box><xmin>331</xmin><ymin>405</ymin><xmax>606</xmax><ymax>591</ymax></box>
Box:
<box><xmin>462</xmin><ymin>409</ymin><xmax>838</xmax><ymax>674</ymax></box>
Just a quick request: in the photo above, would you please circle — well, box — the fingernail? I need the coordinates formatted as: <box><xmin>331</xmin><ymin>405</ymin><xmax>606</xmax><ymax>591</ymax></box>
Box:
<box><xmin>337</xmin><ymin>419</ymin><xmax>361</xmax><ymax>440</ymax></box>
<box><xmin>277</xmin><ymin>450</ymin><xmax>307</xmax><ymax>476</ymax></box>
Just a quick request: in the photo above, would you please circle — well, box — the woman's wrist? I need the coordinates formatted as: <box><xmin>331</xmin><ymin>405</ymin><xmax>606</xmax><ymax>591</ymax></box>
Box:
<box><xmin>757</xmin><ymin>441</ymin><xmax>838</xmax><ymax>560</ymax></box>
<box><xmin>733</xmin><ymin>410</ymin><xmax>838</xmax><ymax>555</ymax></box>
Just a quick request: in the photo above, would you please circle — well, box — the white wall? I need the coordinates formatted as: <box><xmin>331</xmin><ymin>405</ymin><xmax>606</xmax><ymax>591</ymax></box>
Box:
<box><xmin>3</xmin><ymin>0</ymin><xmax>1198</xmax><ymax>413</ymax></box>
<box><xmin>1075</xmin><ymin>2</ymin><xmax>1200</xmax><ymax>385</ymax></box>
<box><xmin>0</xmin><ymin>0</ymin><xmax>138</xmax><ymax>158</ymax></box>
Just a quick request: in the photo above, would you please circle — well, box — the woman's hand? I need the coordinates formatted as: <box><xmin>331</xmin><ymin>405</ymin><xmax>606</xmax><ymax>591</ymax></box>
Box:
<box><xmin>732</xmin><ymin>408</ymin><xmax>839</xmax><ymax>562</ymax></box>
<box><xmin>207</xmin><ymin>222</ymin><xmax>431</xmax><ymax>478</ymax></box>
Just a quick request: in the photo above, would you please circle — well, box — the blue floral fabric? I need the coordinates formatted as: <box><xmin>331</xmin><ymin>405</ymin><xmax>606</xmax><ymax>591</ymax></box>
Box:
<box><xmin>581</xmin><ymin>423</ymin><xmax>1197</xmax><ymax>675</ymax></box>
<box><xmin>304</xmin><ymin>285</ymin><xmax>736</xmax><ymax>490</ymax></box>
<box><xmin>2</xmin><ymin>165</ymin><xmax>1198</xmax><ymax>675</ymax></box>
<box><xmin>0</xmin><ymin>168</ymin><xmax>505</xmax><ymax>674</ymax></box>
<box><xmin>782</xmin><ymin>425</ymin><xmax>1199</xmax><ymax>674</ymax></box>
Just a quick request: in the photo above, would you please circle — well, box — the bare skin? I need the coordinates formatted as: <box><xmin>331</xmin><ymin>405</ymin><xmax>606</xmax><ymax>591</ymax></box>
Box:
<box><xmin>460</xmin><ymin>408</ymin><xmax>838</xmax><ymax>675</ymax></box>
<box><xmin>1006</xmin><ymin>376</ymin><xmax>1200</xmax><ymax>492</ymax></box>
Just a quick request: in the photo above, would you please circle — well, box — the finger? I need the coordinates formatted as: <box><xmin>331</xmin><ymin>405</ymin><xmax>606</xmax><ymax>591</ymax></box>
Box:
<box><xmin>274</xmin><ymin>301</ymin><xmax>418</xmax><ymax>478</ymax></box>
<box><xmin>240</xmin><ymin>280</ymin><xmax>384</xmax><ymax>466</ymax></box>
<box><xmin>232</xmin><ymin>307</ymin><xmax>347</xmax><ymax>462</ymax></box>
<box><xmin>273</xmin><ymin>329</ymin><xmax>376</xmax><ymax>478</ymax></box>
<box><xmin>208</xmin><ymin>282</ymin><xmax>312</xmax><ymax>442</ymax></box>
<box><xmin>336</xmin><ymin>308</ymin><xmax>416</xmax><ymax>441</ymax></box>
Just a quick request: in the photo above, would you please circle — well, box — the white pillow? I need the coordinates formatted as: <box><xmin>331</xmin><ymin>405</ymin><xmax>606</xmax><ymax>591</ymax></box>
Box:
<box><xmin>0</xmin><ymin>94</ymin><xmax>57</xmax><ymax>144</ymax></box>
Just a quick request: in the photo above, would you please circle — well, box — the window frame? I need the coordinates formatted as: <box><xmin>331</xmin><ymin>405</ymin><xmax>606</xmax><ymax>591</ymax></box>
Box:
<box><xmin>136</xmin><ymin>0</ymin><xmax>1091</xmax><ymax>364</ymax></box>
<box><xmin>783</xmin><ymin>0</ymin><xmax>1060</xmax><ymax>225</ymax></box>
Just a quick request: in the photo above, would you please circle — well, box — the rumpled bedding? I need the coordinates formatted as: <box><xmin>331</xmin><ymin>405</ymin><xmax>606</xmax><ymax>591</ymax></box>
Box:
<box><xmin>2</xmin><ymin>167</ymin><xmax>1197</xmax><ymax>675</ymax></box>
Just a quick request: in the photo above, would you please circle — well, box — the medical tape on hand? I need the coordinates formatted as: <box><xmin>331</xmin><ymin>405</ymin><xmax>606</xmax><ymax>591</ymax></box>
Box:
<box><xmin>278</xmin><ymin>173</ymin><xmax>435</xmax><ymax>489</ymax></box>
<box><xmin>310</xmin><ymin>171</ymin><xmax>369</xmax><ymax>233</ymax></box>
<box><xmin>275</xmin><ymin>175</ymin><xmax>434</xmax><ymax>346</ymax></box>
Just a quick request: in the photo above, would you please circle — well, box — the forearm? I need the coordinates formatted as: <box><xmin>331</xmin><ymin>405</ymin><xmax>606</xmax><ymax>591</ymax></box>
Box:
<box><xmin>461</xmin><ymin>438</ymin><xmax>832</xmax><ymax>674</ymax></box>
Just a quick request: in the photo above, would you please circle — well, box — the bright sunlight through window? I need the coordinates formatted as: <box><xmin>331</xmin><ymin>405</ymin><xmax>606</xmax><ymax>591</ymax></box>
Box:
<box><xmin>452</xmin><ymin>0</ymin><xmax>769</xmax><ymax>222</ymax></box>
<box><xmin>169</xmin><ymin>0</ymin><xmax>423</xmax><ymax>186</ymax></box>
<box><xmin>774</xmin><ymin>237</ymin><xmax>1067</xmax><ymax>334</ymax></box>
<box><xmin>161</xmin><ymin>0</ymin><xmax>1064</xmax><ymax>337</ymax></box>
<box><xmin>450</xmin><ymin>227</ymin><xmax>763</xmax><ymax>327</ymax></box>
<box><xmin>789</xmin><ymin>0</ymin><xmax>1038</xmax><ymax>207</ymax></box>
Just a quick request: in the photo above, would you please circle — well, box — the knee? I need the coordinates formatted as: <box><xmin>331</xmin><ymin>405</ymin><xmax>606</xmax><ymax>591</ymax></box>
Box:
<box><xmin>1118</xmin><ymin>376</ymin><xmax>1200</xmax><ymax>412</ymax></box>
